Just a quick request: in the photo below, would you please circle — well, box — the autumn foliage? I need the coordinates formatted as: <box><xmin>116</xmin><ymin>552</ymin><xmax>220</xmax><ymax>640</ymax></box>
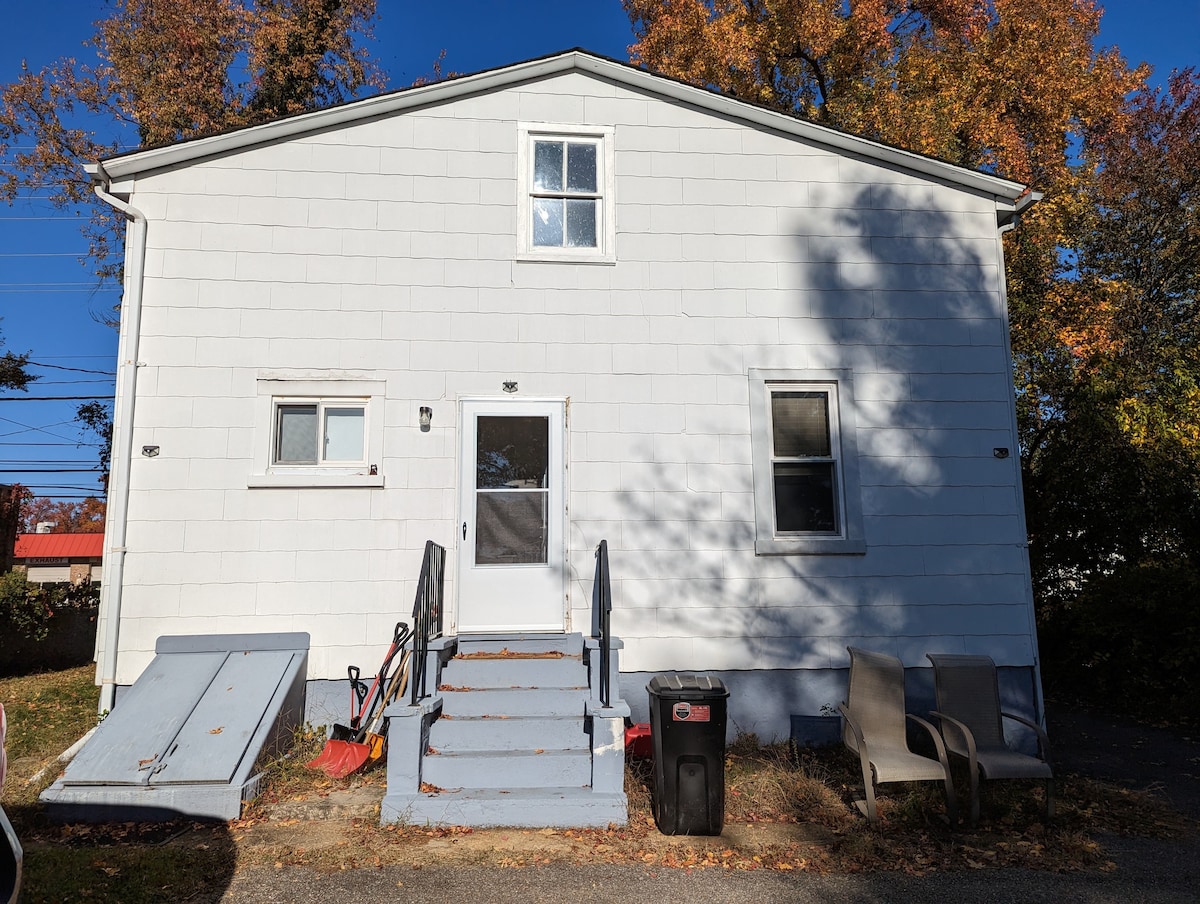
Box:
<box><xmin>0</xmin><ymin>0</ymin><xmax>386</xmax><ymax>277</ymax></box>
<box><xmin>626</xmin><ymin>1</ymin><xmax>1199</xmax><ymax>714</ymax></box>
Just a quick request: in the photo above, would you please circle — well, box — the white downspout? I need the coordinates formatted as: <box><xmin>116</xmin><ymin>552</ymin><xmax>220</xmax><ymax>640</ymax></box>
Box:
<box><xmin>997</xmin><ymin>190</ymin><xmax>1045</xmax><ymax>727</ymax></box>
<box><xmin>89</xmin><ymin>168</ymin><xmax>148</xmax><ymax>715</ymax></box>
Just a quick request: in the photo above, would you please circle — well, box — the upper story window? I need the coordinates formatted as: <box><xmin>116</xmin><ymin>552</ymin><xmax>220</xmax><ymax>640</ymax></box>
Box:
<box><xmin>749</xmin><ymin>368</ymin><xmax>866</xmax><ymax>555</ymax></box>
<box><xmin>518</xmin><ymin>125</ymin><xmax>615</xmax><ymax>263</ymax></box>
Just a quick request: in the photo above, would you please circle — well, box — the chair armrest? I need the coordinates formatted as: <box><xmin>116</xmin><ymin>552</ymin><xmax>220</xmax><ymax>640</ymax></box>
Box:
<box><xmin>907</xmin><ymin>713</ymin><xmax>953</xmax><ymax>772</ymax></box>
<box><xmin>929</xmin><ymin>710</ymin><xmax>978</xmax><ymax>768</ymax></box>
<box><xmin>1001</xmin><ymin>711</ymin><xmax>1053</xmax><ymax>767</ymax></box>
<box><xmin>837</xmin><ymin>703</ymin><xmax>865</xmax><ymax>749</ymax></box>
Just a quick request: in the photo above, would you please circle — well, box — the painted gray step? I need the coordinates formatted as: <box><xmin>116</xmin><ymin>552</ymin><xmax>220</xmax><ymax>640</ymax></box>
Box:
<box><xmin>421</xmin><ymin>747</ymin><xmax>591</xmax><ymax>789</ymax></box>
<box><xmin>382</xmin><ymin>786</ymin><xmax>627</xmax><ymax>828</ymax></box>
<box><xmin>429</xmin><ymin>715</ymin><xmax>588</xmax><ymax>751</ymax></box>
<box><xmin>455</xmin><ymin>634</ymin><xmax>583</xmax><ymax>656</ymax></box>
<box><xmin>440</xmin><ymin>655</ymin><xmax>586</xmax><ymax>690</ymax></box>
<box><xmin>438</xmin><ymin>687</ymin><xmax>587</xmax><ymax>718</ymax></box>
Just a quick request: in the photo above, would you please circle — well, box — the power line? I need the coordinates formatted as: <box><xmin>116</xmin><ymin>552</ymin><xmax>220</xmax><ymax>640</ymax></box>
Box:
<box><xmin>2</xmin><ymin>395</ymin><xmax>113</xmax><ymax>401</ymax></box>
<box><xmin>27</xmin><ymin>361</ymin><xmax>116</xmax><ymax>375</ymax></box>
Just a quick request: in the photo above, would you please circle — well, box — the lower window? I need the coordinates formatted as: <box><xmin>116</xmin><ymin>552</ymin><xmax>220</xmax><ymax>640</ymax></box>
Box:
<box><xmin>274</xmin><ymin>401</ymin><xmax>366</xmax><ymax>465</ymax></box>
<box><xmin>749</xmin><ymin>369</ymin><xmax>865</xmax><ymax>555</ymax></box>
<box><xmin>250</xmin><ymin>377</ymin><xmax>385</xmax><ymax>488</ymax></box>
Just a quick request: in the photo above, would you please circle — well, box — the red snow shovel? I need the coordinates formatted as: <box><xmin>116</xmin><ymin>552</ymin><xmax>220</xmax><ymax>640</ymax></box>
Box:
<box><xmin>307</xmin><ymin>621</ymin><xmax>410</xmax><ymax>778</ymax></box>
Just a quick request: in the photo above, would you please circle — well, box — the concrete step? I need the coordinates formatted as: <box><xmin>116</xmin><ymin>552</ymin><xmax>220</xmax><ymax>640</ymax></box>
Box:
<box><xmin>429</xmin><ymin>714</ymin><xmax>588</xmax><ymax>751</ymax></box>
<box><xmin>439</xmin><ymin>654</ymin><xmax>586</xmax><ymax>690</ymax></box>
<box><xmin>456</xmin><ymin>633</ymin><xmax>583</xmax><ymax>656</ymax></box>
<box><xmin>439</xmin><ymin>687</ymin><xmax>586</xmax><ymax>718</ymax></box>
<box><xmin>421</xmin><ymin>747</ymin><xmax>591</xmax><ymax>789</ymax></box>
<box><xmin>382</xmin><ymin>786</ymin><xmax>627</xmax><ymax>829</ymax></box>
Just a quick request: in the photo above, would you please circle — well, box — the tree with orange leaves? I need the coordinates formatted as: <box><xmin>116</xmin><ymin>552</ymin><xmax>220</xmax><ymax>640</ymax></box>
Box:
<box><xmin>0</xmin><ymin>0</ymin><xmax>386</xmax><ymax>281</ymax></box>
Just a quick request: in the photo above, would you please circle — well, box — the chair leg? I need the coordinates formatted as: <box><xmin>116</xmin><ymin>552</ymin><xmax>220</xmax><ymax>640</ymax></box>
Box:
<box><xmin>967</xmin><ymin>767</ymin><xmax>979</xmax><ymax>829</ymax></box>
<box><xmin>859</xmin><ymin>755</ymin><xmax>879</xmax><ymax>825</ymax></box>
<box><xmin>943</xmin><ymin>773</ymin><xmax>959</xmax><ymax>828</ymax></box>
<box><xmin>1045</xmin><ymin>777</ymin><xmax>1056</xmax><ymax>821</ymax></box>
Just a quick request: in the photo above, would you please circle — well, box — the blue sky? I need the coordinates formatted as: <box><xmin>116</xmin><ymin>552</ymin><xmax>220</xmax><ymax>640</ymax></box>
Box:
<box><xmin>1</xmin><ymin>0</ymin><xmax>1196</xmax><ymax>501</ymax></box>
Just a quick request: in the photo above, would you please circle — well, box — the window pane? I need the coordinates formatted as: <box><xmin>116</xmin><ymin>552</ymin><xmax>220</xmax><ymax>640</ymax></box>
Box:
<box><xmin>533</xmin><ymin>141</ymin><xmax>563</xmax><ymax>192</ymax></box>
<box><xmin>773</xmin><ymin>462</ymin><xmax>837</xmax><ymax>532</ymax></box>
<box><xmin>476</xmin><ymin>416</ymin><xmax>549</xmax><ymax>489</ymax></box>
<box><xmin>565</xmin><ymin>198</ymin><xmax>597</xmax><ymax>247</ymax></box>
<box><xmin>566</xmin><ymin>142</ymin><xmax>597</xmax><ymax>192</ymax></box>
<box><xmin>475</xmin><ymin>490</ymin><xmax>548</xmax><ymax>565</ymax></box>
<box><xmin>772</xmin><ymin>391</ymin><xmax>831</xmax><ymax>457</ymax></box>
<box><xmin>276</xmin><ymin>405</ymin><xmax>318</xmax><ymax>464</ymax></box>
<box><xmin>532</xmin><ymin>197</ymin><xmax>564</xmax><ymax>246</ymax></box>
<box><xmin>324</xmin><ymin>407</ymin><xmax>364</xmax><ymax>461</ymax></box>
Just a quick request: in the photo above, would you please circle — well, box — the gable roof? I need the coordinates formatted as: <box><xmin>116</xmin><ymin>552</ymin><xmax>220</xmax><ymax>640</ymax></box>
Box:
<box><xmin>14</xmin><ymin>533</ymin><xmax>105</xmax><ymax>559</ymax></box>
<box><xmin>87</xmin><ymin>49</ymin><xmax>1027</xmax><ymax>209</ymax></box>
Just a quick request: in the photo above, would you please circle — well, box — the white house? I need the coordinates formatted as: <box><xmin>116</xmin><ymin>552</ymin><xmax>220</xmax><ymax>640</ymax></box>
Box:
<box><xmin>86</xmin><ymin>49</ymin><xmax>1042</xmax><ymax>742</ymax></box>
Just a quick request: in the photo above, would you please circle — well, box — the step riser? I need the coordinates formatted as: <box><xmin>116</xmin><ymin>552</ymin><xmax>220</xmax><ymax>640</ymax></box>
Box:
<box><xmin>439</xmin><ymin>688</ymin><xmax>585</xmax><ymax>718</ymax></box>
<box><xmin>441</xmin><ymin>656</ymin><xmax>585</xmax><ymax>689</ymax></box>
<box><xmin>423</xmin><ymin>750</ymin><xmax>591</xmax><ymax>789</ymax></box>
<box><xmin>456</xmin><ymin>634</ymin><xmax>583</xmax><ymax>656</ymax></box>
<box><xmin>383</xmin><ymin>790</ymin><xmax>626</xmax><ymax>829</ymax></box>
<box><xmin>430</xmin><ymin>717</ymin><xmax>588</xmax><ymax>751</ymax></box>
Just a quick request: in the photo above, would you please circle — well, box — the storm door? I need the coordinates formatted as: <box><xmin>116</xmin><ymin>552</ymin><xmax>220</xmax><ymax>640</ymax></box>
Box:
<box><xmin>456</xmin><ymin>399</ymin><xmax>566</xmax><ymax>632</ymax></box>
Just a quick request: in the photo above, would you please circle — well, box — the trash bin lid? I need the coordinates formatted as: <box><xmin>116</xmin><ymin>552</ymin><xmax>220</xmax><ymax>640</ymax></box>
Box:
<box><xmin>647</xmin><ymin>673</ymin><xmax>729</xmax><ymax>699</ymax></box>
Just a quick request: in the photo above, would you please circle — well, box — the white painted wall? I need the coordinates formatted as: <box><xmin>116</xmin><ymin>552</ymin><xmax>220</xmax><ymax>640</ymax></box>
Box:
<box><xmin>103</xmin><ymin>70</ymin><xmax>1035</xmax><ymax>701</ymax></box>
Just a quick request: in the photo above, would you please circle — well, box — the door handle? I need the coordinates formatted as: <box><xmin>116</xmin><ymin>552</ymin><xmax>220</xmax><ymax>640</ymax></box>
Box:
<box><xmin>462</xmin><ymin>521</ymin><xmax>467</xmax><ymax>540</ymax></box>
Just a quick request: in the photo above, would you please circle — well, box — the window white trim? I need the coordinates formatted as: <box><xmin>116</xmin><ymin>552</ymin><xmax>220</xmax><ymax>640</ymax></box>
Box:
<box><xmin>748</xmin><ymin>368</ymin><xmax>866</xmax><ymax>555</ymax></box>
<box><xmin>250</xmin><ymin>376</ymin><xmax>385</xmax><ymax>488</ymax></box>
<box><xmin>517</xmin><ymin>123</ymin><xmax>616</xmax><ymax>263</ymax></box>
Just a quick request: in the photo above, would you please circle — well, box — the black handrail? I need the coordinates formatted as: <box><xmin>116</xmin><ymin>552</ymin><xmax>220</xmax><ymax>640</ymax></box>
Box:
<box><xmin>409</xmin><ymin>539</ymin><xmax>446</xmax><ymax>705</ymax></box>
<box><xmin>595</xmin><ymin>539</ymin><xmax>612</xmax><ymax>709</ymax></box>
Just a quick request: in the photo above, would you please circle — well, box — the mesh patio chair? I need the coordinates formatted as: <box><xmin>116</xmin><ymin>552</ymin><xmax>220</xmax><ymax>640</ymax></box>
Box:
<box><xmin>839</xmin><ymin>647</ymin><xmax>957</xmax><ymax>826</ymax></box>
<box><xmin>926</xmin><ymin>653</ymin><xmax>1055</xmax><ymax>828</ymax></box>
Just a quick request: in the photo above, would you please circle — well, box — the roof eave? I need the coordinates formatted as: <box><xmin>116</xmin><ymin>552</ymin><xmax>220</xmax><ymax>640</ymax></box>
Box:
<box><xmin>94</xmin><ymin>50</ymin><xmax>1026</xmax><ymax>202</ymax></box>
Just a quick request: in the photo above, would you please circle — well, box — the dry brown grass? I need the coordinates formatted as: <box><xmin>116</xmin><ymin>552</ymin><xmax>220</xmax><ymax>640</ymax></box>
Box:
<box><xmin>4</xmin><ymin>669</ymin><xmax>1195</xmax><ymax>899</ymax></box>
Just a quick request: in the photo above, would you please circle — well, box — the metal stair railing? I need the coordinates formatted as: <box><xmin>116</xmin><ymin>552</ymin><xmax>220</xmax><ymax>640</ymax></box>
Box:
<box><xmin>409</xmin><ymin>540</ymin><xmax>446</xmax><ymax>705</ymax></box>
<box><xmin>594</xmin><ymin>539</ymin><xmax>613</xmax><ymax>709</ymax></box>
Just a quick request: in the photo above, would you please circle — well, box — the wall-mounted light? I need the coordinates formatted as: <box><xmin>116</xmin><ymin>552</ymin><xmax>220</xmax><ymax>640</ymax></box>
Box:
<box><xmin>419</xmin><ymin>406</ymin><xmax>433</xmax><ymax>431</ymax></box>
<box><xmin>502</xmin><ymin>381</ymin><xmax>518</xmax><ymax>393</ymax></box>
<box><xmin>141</xmin><ymin>445</ymin><xmax>160</xmax><ymax>458</ymax></box>
<box><xmin>993</xmin><ymin>447</ymin><xmax>1010</xmax><ymax>459</ymax></box>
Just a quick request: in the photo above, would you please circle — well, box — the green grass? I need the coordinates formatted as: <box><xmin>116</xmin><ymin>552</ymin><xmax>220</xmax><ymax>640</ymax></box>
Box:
<box><xmin>2</xmin><ymin>665</ymin><xmax>99</xmax><ymax>809</ymax></box>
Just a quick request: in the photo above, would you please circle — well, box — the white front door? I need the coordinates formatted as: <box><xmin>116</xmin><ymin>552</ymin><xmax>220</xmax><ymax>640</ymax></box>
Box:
<box><xmin>456</xmin><ymin>399</ymin><xmax>566</xmax><ymax>633</ymax></box>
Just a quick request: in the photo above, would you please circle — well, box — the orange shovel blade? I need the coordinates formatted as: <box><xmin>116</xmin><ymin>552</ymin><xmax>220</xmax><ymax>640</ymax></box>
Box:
<box><xmin>306</xmin><ymin>739</ymin><xmax>371</xmax><ymax>779</ymax></box>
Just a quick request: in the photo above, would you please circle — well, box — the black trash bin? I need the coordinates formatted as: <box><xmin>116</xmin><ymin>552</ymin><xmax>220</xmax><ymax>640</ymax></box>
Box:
<box><xmin>646</xmin><ymin>673</ymin><xmax>729</xmax><ymax>835</ymax></box>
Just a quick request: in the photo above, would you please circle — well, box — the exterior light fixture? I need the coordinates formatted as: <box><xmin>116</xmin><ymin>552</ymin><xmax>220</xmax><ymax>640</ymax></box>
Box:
<box><xmin>141</xmin><ymin>445</ymin><xmax>160</xmax><ymax>457</ymax></box>
<box><xmin>419</xmin><ymin>406</ymin><xmax>433</xmax><ymax>431</ymax></box>
<box><xmin>502</xmin><ymin>381</ymin><xmax>518</xmax><ymax>393</ymax></box>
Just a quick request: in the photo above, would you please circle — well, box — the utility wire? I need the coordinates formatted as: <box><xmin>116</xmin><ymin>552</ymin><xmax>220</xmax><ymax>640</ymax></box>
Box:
<box><xmin>27</xmin><ymin>361</ymin><xmax>116</xmax><ymax>375</ymax></box>
<box><xmin>2</xmin><ymin>395</ymin><xmax>113</xmax><ymax>401</ymax></box>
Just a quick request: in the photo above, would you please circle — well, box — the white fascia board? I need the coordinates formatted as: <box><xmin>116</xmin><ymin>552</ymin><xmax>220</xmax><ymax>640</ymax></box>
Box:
<box><xmin>89</xmin><ymin>50</ymin><xmax>1026</xmax><ymax>204</ymax></box>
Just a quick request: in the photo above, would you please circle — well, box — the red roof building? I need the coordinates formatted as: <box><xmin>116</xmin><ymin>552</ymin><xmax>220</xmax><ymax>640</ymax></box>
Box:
<box><xmin>12</xmin><ymin>534</ymin><xmax>104</xmax><ymax>584</ymax></box>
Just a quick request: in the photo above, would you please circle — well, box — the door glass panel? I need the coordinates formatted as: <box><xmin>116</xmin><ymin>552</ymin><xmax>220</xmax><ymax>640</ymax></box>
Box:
<box><xmin>474</xmin><ymin>416</ymin><xmax>550</xmax><ymax>566</ymax></box>
<box><xmin>476</xmin><ymin>416</ymin><xmax>548</xmax><ymax>488</ymax></box>
<box><xmin>476</xmin><ymin>491</ymin><xmax>548</xmax><ymax>565</ymax></box>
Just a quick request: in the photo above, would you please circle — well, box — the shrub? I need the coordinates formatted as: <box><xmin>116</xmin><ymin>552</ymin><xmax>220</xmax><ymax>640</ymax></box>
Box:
<box><xmin>0</xmin><ymin>571</ymin><xmax>100</xmax><ymax>641</ymax></box>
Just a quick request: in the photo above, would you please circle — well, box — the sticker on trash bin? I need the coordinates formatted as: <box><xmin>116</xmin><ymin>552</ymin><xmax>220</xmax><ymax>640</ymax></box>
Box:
<box><xmin>672</xmin><ymin>702</ymin><xmax>711</xmax><ymax>722</ymax></box>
